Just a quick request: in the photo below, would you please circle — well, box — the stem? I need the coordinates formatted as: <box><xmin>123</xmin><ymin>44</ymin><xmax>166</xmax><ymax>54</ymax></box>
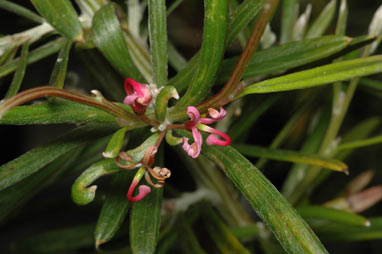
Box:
<box><xmin>0</xmin><ymin>86</ymin><xmax>142</xmax><ymax>125</ymax></box>
<box><xmin>196</xmin><ymin>0</ymin><xmax>280</xmax><ymax>112</ymax></box>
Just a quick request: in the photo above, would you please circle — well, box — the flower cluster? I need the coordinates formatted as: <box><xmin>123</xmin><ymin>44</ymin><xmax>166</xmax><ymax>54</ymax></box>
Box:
<box><xmin>120</xmin><ymin>78</ymin><xmax>231</xmax><ymax>202</ymax></box>
<box><xmin>123</xmin><ymin>78</ymin><xmax>152</xmax><ymax>115</ymax></box>
<box><xmin>182</xmin><ymin>106</ymin><xmax>231</xmax><ymax>158</ymax></box>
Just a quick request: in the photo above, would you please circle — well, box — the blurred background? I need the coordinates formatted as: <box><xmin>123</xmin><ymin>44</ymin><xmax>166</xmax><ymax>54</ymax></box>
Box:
<box><xmin>0</xmin><ymin>0</ymin><xmax>381</xmax><ymax>253</ymax></box>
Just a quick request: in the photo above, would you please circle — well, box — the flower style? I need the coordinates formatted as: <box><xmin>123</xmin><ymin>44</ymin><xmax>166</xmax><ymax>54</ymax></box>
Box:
<box><xmin>182</xmin><ymin>106</ymin><xmax>231</xmax><ymax>158</ymax></box>
<box><xmin>117</xmin><ymin>144</ymin><xmax>171</xmax><ymax>202</ymax></box>
<box><xmin>123</xmin><ymin>78</ymin><xmax>152</xmax><ymax>115</ymax></box>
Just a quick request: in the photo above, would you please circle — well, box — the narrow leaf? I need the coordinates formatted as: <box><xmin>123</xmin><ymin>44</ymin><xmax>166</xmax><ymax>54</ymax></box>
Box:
<box><xmin>202</xmin><ymin>144</ymin><xmax>328</xmax><ymax>254</ymax></box>
<box><xmin>298</xmin><ymin>206</ymin><xmax>370</xmax><ymax>227</ymax></box>
<box><xmin>92</xmin><ymin>3</ymin><xmax>144</xmax><ymax>82</ymax></box>
<box><xmin>281</xmin><ymin>108</ymin><xmax>330</xmax><ymax>202</ymax></box>
<box><xmin>0</xmin><ymin>125</ymin><xmax>116</xmax><ymax>191</ymax></box>
<box><xmin>226</xmin><ymin>0</ymin><xmax>262</xmax><ymax>46</ymax></box>
<box><xmin>280</xmin><ymin>0</ymin><xmax>299</xmax><ymax>43</ymax></box>
<box><xmin>0</xmin><ymin>100</ymin><xmax>117</xmax><ymax>125</ymax></box>
<box><xmin>31</xmin><ymin>0</ymin><xmax>83</xmax><ymax>41</ymax></box>
<box><xmin>218</xmin><ymin>35</ymin><xmax>350</xmax><ymax>83</ymax></box>
<box><xmin>95</xmin><ymin>171</ymin><xmax>134</xmax><ymax>247</ymax></box>
<box><xmin>236</xmin><ymin>55</ymin><xmax>382</xmax><ymax>97</ymax></box>
<box><xmin>177</xmin><ymin>130</ymin><xmax>328</xmax><ymax>254</ymax></box>
<box><xmin>5</xmin><ymin>41</ymin><xmax>30</xmax><ymax>98</ymax></box>
<box><xmin>71</xmin><ymin>158</ymin><xmax>123</xmax><ymax>205</ymax></box>
<box><xmin>0</xmin><ymin>38</ymin><xmax>66</xmax><ymax>79</ymax></box>
<box><xmin>103</xmin><ymin>127</ymin><xmax>128</xmax><ymax>158</ymax></box>
<box><xmin>172</xmin><ymin>0</ymin><xmax>228</xmax><ymax>108</ymax></box>
<box><xmin>0</xmin><ymin>148</ymin><xmax>83</xmax><ymax>224</ymax></box>
<box><xmin>130</xmin><ymin>187</ymin><xmax>163</xmax><ymax>254</ymax></box>
<box><xmin>315</xmin><ymin>217</ymin><xmax>382</xmax><ymax>242</ymax></box>
<box><xmin>306</xmin><ymin>0</ymin><xmax>337</xmax><ymax>39</ymax></box>
<box><xmin>234</xmin><ymin>144</ymin><xmax>348</xmax><ymax>173</ymax></box>
<box><xmin>148</xmin><ymin>0</ymin><xmax>168</xmax><ymax>87</ymax></box>
<box><xmin>336</xmin><ymin>136</ymin><xmax>382</xmax><ymax>151</ymax></box>
<box><xmin>168</xmin><ymin>0</ymin><xmax>259</xmax><ymax>93</ymax></box>
<box><xmin>0</xmin><ymin>0</ymin><xmax>43</xmax><ymax>23</ymax></box>
<box><xmin>49</xmin><ymin>39</ymin><xmax>72</xmax><ymax>89</ymax></box>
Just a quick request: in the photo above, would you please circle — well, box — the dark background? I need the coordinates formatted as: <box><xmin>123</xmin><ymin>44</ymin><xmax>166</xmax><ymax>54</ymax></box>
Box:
<box><xmin>0</xmin><ymin>0</ymin><xmax>381</xmax><ymax>253</ymax></box>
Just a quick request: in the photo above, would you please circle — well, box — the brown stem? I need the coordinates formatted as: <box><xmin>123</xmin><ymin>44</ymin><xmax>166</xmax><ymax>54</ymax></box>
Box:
<box><xmin>0</xmin><ymin>86</ymin><xmax>142</xmax><ymax>124</ymax></box>
<box><xmin>196</xmin><ymin>0</ymin><xmax>280</xmax><ymax>112</ymax></box>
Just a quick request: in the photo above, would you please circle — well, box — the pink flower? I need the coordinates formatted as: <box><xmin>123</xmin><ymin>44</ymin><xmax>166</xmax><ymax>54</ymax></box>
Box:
<box><xmin>182</xmin><ymin>106</ymin><xmax>231</xmax><ymax>158</ymax></box>
<box><xmin>123</xmin><ymin>78</ymin><xmax>152</xmax><ymax>115</ymax></box>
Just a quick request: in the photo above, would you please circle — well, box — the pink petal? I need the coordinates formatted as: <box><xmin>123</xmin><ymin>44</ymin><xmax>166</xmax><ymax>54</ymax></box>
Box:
<box><xmin>136</xmin><ymin>85</ymin><xmax>152</xmax><ymax>106</ymax></box>
<box><xmin>127</xmin><ymin>182</ymin><xmax>151</xmax><ymax>202</ymax></box>
<box><xmin>200</xmin><ymin>107</ymin><xmax>227</xmax><ymax>124</ymax></box>
<box><xmin>182</xmin><ymin>127</ymin><xmax>203</xmax><ymax>158</ymax></box>
<box><xmin>200</xmin><ymin>125</ymin><xmax>231</xmax><ymax>146</ymax></box>
<box><xmin>186</xmin><ymin>106</ymin><xmax>200</xmax><ymax>127</ymax></box>
<box><xmin>123</xmin><ymin>94</ymin><xmax>139</xmax><ymax>105</ymax></box>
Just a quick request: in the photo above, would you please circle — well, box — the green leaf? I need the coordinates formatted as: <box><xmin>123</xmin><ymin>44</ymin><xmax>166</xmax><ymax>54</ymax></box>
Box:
<box><xmin>92</xmin><ymin>3</ymin><xmax>144</xmax><ymax>82</ymax></box>
<box><xmin>72</xmin><ymin>133</ymin><xmax>160</xmax><ymax>205</ymax></box>
<box><xmin>202</xmin><ymin>205</ymin><xmax>250</xmax><ymax>254</ymax></box>
<box><xmin>71</xmin><ymin>158</ymin><xmax>123</xmax><ymax>205</ymax></box>
<box><xmin>176</xmin><ymin>130</ymin><xmax>328</xmax><ymax>254</ymax></box>
<box><xmin>166</xmin><ymin>0</ymin><xmax>184</xmax><ymax>16</ymax></box>
<box><xmin>202</xmin><ymin>144</ymin><xmax>329</xmax><ymax>253</ymax></box>
<box><xmin>0</xmin><ymin>38</ymin><xmax>66</xmax><ymax>79</ymax></box>
<box><xmin>148</xmin><ymin>0</ymin><xmax>167</xmax><ymax>87</ymax></box>
<box><xmin>336</xmin><ymin>136</ymin><xmax>382</xmax><ymax>151</ymax></box>
<box><xmin>281</xmin><ymin>109</ymin><xmax>330</xmax><ymax>202</ymax></box>
<box><xmin>130</xmin><ymin>187</ymin><xmax>163</xmax><ymax>254</ymax></box>
<box><xmin>335</xmin><ymin>117</ymin><xmax>381</xmax><ymax>160</ymax></box>
<box><xmin>231</xmin><ymin>224</ymin><xmax>259</xmax><ymax>239</ymax></box>
<box><xmin>0</xmin><ymin>0</ymin><xmax>43</xmax><ymax>23</ymax></box>
<box><xmin>49</xmin><ymin>39</ymin><xmax>72</xmax><ymax>89</ymax></box>
<box><xmin>0</xmin><ymin>100</ymin><xmax>117</xmax><ymax>125</ymax></box>
<box><xmin>172</xmin><ymin>0</ymin><xmax>228</xmax><ymax>108</ymax></box>
<box><xmin>280</xmin><ymin>0</ymin><xmax>299</xmax><ymax>43</ymax></box>
<box><xmin>359</xmin><ymin>77</ymin><xmax>382</xmax><ymax>97</ymax></box>
<box><xmin>315</xmin><ymin>217</ymin><xmax>382</xmax><ymax>242</ymax></box>
<box><xmin>335</xmin><ymin>0</ymin><xmax>348</xmax><ymax>35</ymax></box>
<box><xmin>168</xmin><ymin>0</ymin><xmax>259</xmax><ymax>93</ymax></box>
<box><xmin>0</xmin><ymin>125</ymin><xmax>116</xmax><ymax>191</ymax></box>
<box><xmin>103</xmin><ymin>127</ymin><xmax>128</xmax><ymax>158</ymax></box>
<box><xmin>306</xmin><ymin>0</ymin><xmax>337</xmax><ymax>39</ymax></box>
<box><xmin>31</xmin><ymin>0</ymin><xmax>83</xmax><ymax>41</ymax></box>
<box><xmin>234</xmin><ymin>143</ymin><xmax>348</xmax><ymax>173</ymax></box>
<box><xmin>218</xmin><ymin>35</ymin><xmax>350</xmax><ymax>83</ymax></box>
<box><xmin>226</xmin><ymin>0</ymin><xmax>262</xmax><ymax>46</ymax></box>
<box><xmin>298</xmin><ymin>206</ymin><xmax>370</xmax><ymax>227</ymax></box>
<box><xmin>95</xmin><ymin>171</ymin><xmax>134</xmax><ymax>247</ymax></box>
<box><xmin>236</xmin><ymin>55</ymin><xmax>382</xmax><ymax>97</ymax></box>
<box><xmin>5</xmin><ymin>41</ymin><xmax>30</xmax><ymax>98</ymax></box>
<box><xmin>11</xmin><ymin>224</ymin><xmax>95</xmax><ymax>252</ymax></box>
<box><xmin>0</xmin><ymin>148</ymin><xmax>83</xmax><ymax>224</ymax></box>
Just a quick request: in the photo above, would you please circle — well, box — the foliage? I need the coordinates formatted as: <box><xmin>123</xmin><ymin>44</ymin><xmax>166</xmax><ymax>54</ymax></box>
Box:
<box><xmin>0</xmin><ymin>0</ymin><xmax>381</xmax><ymax>253</ymax></box>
